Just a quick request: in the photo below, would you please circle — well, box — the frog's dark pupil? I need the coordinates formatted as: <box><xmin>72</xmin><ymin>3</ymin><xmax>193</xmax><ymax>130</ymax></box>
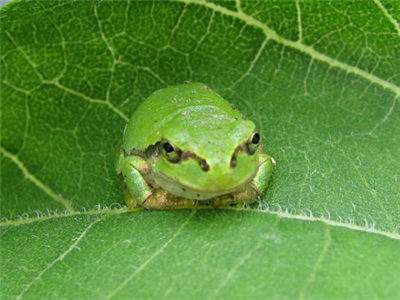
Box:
<box><xmin>252</xmin><ymin>133</ymin><xmax>260</xmax><ymax>144</ymax></box>
<box><xmin>163</xmin><ymin>142</ymin><xmax>174</xmax><ymax>153</ymax></box>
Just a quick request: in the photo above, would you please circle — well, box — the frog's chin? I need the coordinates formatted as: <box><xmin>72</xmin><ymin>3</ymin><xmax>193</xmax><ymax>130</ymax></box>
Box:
<box><xmin>153</xmin><ymin>174</ymin><xmax>252</xmax><ymax>200</ymax></box>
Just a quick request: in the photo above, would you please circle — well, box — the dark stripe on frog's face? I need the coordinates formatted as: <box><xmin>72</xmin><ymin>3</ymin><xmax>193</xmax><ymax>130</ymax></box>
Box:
<box><xmin>149</xmin><ymin>138</ymin><xmax>256</xmax><ymax>174</ymax></box>
<box><xmin>148</xmin><ymin>146</ymin><xmax>212</xmax><ymax>172</ymax></box>
<box><xmin>147</xmin><ymin>141</ymin><xmax>260</xmax><ymax>195</ymax></box>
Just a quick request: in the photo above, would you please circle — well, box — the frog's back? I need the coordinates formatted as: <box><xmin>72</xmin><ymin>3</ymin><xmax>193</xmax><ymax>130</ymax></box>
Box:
<box><xmin>123</xmin><ymin>82</ymin><xmax>243</xmax><ymax>153</ymax></box>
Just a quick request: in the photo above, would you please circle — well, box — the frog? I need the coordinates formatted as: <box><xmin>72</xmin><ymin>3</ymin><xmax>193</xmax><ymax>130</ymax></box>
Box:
<box><xmin>116</xmin><ymin>82</ymin><xmax>275</xmax><ymax>210</ymax></box>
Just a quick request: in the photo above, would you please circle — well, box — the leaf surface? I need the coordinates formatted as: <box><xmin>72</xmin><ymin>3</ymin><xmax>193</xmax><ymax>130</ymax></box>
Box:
<box><xmin>1</xmin><ymin>1</ymin><xmax>399</xmax><ymax>299</ymax></box>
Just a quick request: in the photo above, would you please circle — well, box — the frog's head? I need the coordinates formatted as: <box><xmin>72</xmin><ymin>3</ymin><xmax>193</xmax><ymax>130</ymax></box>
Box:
<box><xmin>148</xmin><ymin>119</ymin><xmax>262</xmax><ymax>200</ymax></box>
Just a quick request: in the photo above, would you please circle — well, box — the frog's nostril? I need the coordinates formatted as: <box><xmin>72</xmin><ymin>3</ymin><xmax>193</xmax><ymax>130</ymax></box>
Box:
<box><xmin>230</xmin><ymin>155</ymin><xmax>237</xmax><ymax>168</ymax></box>
<box><xmin>199</xmin><ymin>159</ymin><xmax>210</xmax><ymax>172</ymax></box>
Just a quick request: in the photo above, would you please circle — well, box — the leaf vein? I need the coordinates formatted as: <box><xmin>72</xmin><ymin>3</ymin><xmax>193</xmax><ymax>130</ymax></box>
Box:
<box><xmin>2</xmin><ymin>208</ymin><xmax>399</xmax><ymax>240</ymax></box>
<box><xmin>238</xmin><ymin>207</ymin><xmax>400</xmax><ymax>240</ymax></box>
<box><xmin>104</xmin><ymin>210</ymin><xmax>197</xmax><ymax>299</ymax></box>
<box><xmin>14</xmin><ymin>214</ymin><xmax>109</xmax><ymax>299</ymax></box>
<box><xmin>45</xmin><ymin>81</ymin><xmax>129</xmax><ymax>122</ymax></box>
<box><xmin>368</xmin><ymin>95</ymin><xmax>399</xmax><ymax>135</ymax></box>
<box><xmin>298</xmin><ymin>223</ymin><xmax>332</xmax><ymax>299</ymax></box>
<box><xmin>296</xmin><ymin>0</ymin><xmax>303</xmax><ymax>42</ymax></box>
<box><xmin>226</xmin><ymin>37</ymin><xmax>269</xmax><ymax>90</ymax></box>
<box><xmin>214</xmin><ymin>216</ymin><xmax>281</xmax><ymax>296</ymax></box>
<box><xmin>282</xmin><ymin>119</ymin><xmax>397</xmax><ymax>232</ymax></box>
<box><xmin>0</xmin><ymin>147</ymin><xmax>73</xmax><ymax>211</ymax></box>
<box><xmin>374</xmin><ymin>0</ymin><xmax>400</xmax><ymax>36</ymax></box>
<box><xmin>177</xmin><ymin>0</ymin><xmax>400</xmax><ymax>96</ymax></box>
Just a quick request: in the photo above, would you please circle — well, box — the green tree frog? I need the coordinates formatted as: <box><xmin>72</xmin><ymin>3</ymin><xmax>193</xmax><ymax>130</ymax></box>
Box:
<box><xmin>116</xmin><ymin>82</ymin><xmax>275</xmax><ymax>210</ymax></box>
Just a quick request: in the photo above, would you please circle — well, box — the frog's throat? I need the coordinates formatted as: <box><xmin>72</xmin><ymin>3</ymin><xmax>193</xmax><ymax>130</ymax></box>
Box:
<box><xmin>151</xmin><ymin>171</ymin><xmax>255</xmax><ymax>200</ymax></box>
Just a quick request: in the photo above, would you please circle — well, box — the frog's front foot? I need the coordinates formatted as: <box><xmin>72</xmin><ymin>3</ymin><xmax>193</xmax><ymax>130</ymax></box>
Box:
<box><xmin>141</xmin><ymin>190</ymin><xmax>198</xmax><ymax>210</ymax></box>
<box><xmin>211</xmin><ymin>153</ymin><xmax>275</xmax><ymax>208</ymax></box>
<box><xmin>211</xmin><ymin>186</ymin><xmax>258</xmax><ymax>208</ymax></box>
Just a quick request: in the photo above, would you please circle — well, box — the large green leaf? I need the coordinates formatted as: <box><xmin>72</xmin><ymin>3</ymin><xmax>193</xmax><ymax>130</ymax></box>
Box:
<box><xmin>1</xmin><ymin>1</ymin><xmax>399</xmax><ymax>299</ymax></box>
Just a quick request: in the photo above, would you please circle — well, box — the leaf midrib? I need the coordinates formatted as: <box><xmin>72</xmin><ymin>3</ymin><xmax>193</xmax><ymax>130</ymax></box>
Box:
<box><xmin>2</xmin><ymin>208</ymin><xmax>399</xmax><ymax>240</ymax></box>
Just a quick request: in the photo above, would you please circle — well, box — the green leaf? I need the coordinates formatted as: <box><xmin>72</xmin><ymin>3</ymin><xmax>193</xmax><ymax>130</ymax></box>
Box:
<box><xmin>1</xmin><ymin>1</ymin><xmax>399</xmax><ymax>299</ymax></box>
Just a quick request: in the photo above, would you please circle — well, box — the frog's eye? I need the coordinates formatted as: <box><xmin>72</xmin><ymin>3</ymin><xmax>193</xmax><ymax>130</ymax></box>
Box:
<box><xmin>163</xmin><ymin>142</ymin><xmax>174</xmax><ymax>153</ymax></box>
<box><xmin>161</xmin><ymin>141</ymin><xmax>182</xmax><ymax>163</ymax></box>
<box><xmin>247</xmin><ymin>132</ymin><xmax>260</xmax><ymax>155</ymax></box>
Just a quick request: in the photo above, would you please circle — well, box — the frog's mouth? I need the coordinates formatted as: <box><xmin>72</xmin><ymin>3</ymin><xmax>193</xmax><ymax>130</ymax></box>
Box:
<box><xmin>152</xmin><ymin>165</ymin><xmax>257</xmax><ymax>201</ymax></box>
